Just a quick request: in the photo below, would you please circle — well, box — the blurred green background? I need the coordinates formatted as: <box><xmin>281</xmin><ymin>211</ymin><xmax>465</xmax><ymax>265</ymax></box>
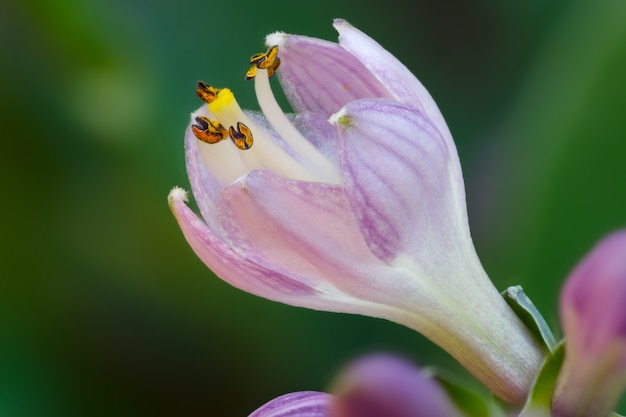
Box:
<box><xmin>1</xmin><ymin>0</ymin><xmax>625</xmax><ymax>415</ymax></box>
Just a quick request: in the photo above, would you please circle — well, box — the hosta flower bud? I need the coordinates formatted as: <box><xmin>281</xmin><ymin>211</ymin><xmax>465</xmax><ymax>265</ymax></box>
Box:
<box><xmin>330</xmin><ymin>354</ymin><xmax>462</xmax><ymax>417</ymax></box>
<box><xmin>246</xmin><ymin>354</ymin><xmax>462</xmax><ymax>417</ymax></box>
<box><xmin>552</xmin><ymin>230</ymin><xmax>626</xmax><ymax>417</ymax></box>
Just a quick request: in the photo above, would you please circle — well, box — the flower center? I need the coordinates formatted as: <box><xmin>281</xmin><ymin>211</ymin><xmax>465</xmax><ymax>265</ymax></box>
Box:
<box><xmin>191</xmin><ymin>45</ymin><xmax>340</xmax><ymax>185</ymax></box>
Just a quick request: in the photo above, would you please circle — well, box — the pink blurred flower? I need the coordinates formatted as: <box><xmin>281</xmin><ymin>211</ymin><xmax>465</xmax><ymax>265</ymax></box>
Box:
<box><xmin>552</xmin><ymin>230</ymin><xmax>626</xmax><ymax>417</ymax></box>
<box><xmin>169</xmin><ymin>19</ymin><xmax>543</xmax><ymax>401</ymax></box>
<box><xmin>247</xmin><ymin>354</ymin><xmax>462</xmax><ymax>417</ymax></box>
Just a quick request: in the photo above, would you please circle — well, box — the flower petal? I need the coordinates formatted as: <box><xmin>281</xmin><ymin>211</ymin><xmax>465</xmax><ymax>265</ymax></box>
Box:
<box><xmin>215</xmin><ymin>170</ymin><xmax>417</xmax><ymax>314</ymax></box>
<box><xmin>292</xmin><ymin>112</ymin><xmax>340</xmax><ymax>163</ymax></box>
<box><xmin>248</xmin><ymin>392</ymin><xmax>331</xmax><ymax>417</ymax></box>
<box><xmin>333</xmin><ymin>98</ymin><xmax>544</xmax><ymax>402</ymax></box>
<box><xmin>330</xmin><ymin>354</ymin><xmax>463</xmax><ymax>417</ymax></box>
<box><xmin>168</xmin><ymin>187</ymin><xmax>316</xmax><ymax>302</ymax></box>
<box><xmin>560</xmin><ymin>230</ymin><xmax>626</xmax><ymax>342</ymax></box>
<box><xmin>552</xmin><ymin>230</ymin><xmax>626</xmax><ymax>417</ymax></box>
<box><xmin>334</xmin><ymin>98</ymin><xmax>469</xmax><ymax>269</ymax></box>
<box><xmin>333</xmin><ymin>19</ymin><xmax>453</xmax><ymax>144</ymax></box>
<box><xmin>270</xmin><ymin>32</ymin><xmax>392</xmax><ymax>116</ymax></box>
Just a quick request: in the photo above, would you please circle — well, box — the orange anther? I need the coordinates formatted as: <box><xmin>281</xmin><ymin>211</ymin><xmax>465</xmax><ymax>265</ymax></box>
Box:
<box><xmin>196</xmin><ymin>81</ymin><xmax>220</xmax><ymax>104</ymax></box>
<box><xmin>192</xmin><ymin>116</ymin><xmax>228</xmax><ymax>144</ymax></box>
<box><xmin>228</xmin><ymin>122</ymin><xmax>254</xmax><ymax>150</ymax></box>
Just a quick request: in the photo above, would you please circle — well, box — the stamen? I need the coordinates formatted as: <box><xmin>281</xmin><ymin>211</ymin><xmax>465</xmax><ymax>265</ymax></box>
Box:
<box><xmin>191</xmin><ymin>76</ymin><xmax>337</xmax><ymax>183</ymax></box>
<box><xmin>245</xmin><ymin>59</ymin><xmax>281</xmax><ymax>80</ymax></box>
<box><xmin>195</xmin><ymin>86</ymin><xmax>315</xmax><ymax>179</ymax></box>
<box><xmin>196</xmin><ymin>81</ymin><xmax>220</xmax><ymax>103</ymax></box>
<box><xmin>228</xmin><ymin>122</ymin><xmax>254</xmax><ymax>150</ymax></box>
<box><xmin>249</xmin><ymin>50</ymin><xmax>269</xmax><ymax>65</ymax></box>
<box><xmin>245</xmin><ymin>46</ymin><xmax>281</xmax><ymax>80</ymax></box>
<box><xmin>256</xmin><ymin>46</ymin><xmax>278</xmax><ymax>69</ymax></box>
<box><xmin>245</xmin><ymin>66</ymin><xmax>257</xmax><ymax>81</ymax></box>
<box><xmin>267</xmin><ymin>58</ymin><xmax>280</xmax><ymax>78</ymax></box>
<box><xmin>192</xmin><ymin>116</ymin><xmax>228</xmax><ymax>144</ymax></box>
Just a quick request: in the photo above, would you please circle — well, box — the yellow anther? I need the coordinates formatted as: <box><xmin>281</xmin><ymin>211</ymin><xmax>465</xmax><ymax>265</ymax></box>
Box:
<box><xmin>267</xmin><ymin>57</ymin><xmax>280</xmax><ymax>77</ymax></box>
<box><xmin>228</xmin><ymin>122</ymin><xmax>254</xmax><ymax>150</ymax></box>
<box><xmin>249</xmin><ymin>51</ymin><xmax>268</xmax><ymax>65</ymax></box>
<box><xmin>245</xmin><ymin>66</ymin><xmax>258</xmax><ymax>81</ymax></box>
<box><xmin>257</xmin><ymin>45</ymin><xmax>279</xmax><ymax>69</ymax></box>
<box><xmin>196</xmin><ymin>81</ymin><xmax>220</xmax><ymax>104</ymax></box>
<box><xmin>245</xmin><ymin>45</ymin><xmax>281</xmax><ymax>80</ymax></box>
<box><xmin>192</xmin><ymin>116</ymin><xmax>228</xmax><ymax>144</ymax></box>
<box><xmin>245</xmin><ymin>58</ymin><xmax>280</xmax><ymax>80</ymax></box>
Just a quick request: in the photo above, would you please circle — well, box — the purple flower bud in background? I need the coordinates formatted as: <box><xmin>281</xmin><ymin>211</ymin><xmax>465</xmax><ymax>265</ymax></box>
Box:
<box><xmin>246</xmin><ymin>354</ymin><xmax>462</xmax><ymax>417</ymax></box>
<box><xmin>329</xmin><ymin>354</ymin><xmax>463</xmax><ymax>417</ymax></box>
<box><xmin>169</xmin><ymin>19</ymin><xmax>544</xmax><ymax>402</ymax></box>
<box><xmin>552</xmin><ymin>230</ymin><xmax>626</xmax><ymax>417</ymax></box>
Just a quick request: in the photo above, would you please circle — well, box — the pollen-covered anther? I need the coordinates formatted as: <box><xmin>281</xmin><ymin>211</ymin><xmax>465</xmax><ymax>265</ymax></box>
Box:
<box><xmin>245</xmin><ymin>66</ymin><xmax>258</xmax><ymax>80</ymax></box>
<box><xmin>196</xmin><ymin>81</ymin><xmax>221</xmax><ymax>104</ymax></box>
<box><xmin>249</xmin><ymin>50</ymin><xmax>269</xmax><ymax>65</ymax></box>
<box><xmin>228</xmin><ymin>122</ymin><xmax>254</xmax><ymax>150</ymax></box>
<box><xmin>192</xmin><ymin>116</ymin><xmax>228</xmax><ymax>144</ymax></box>
<box><xmin>245</xmin><ymin>45</ymin><xmax>281</xmax><ymax>80</ymax></box>
<box><xmin>255</xmin><ymin>45</ymin><xmax>278</xmax><ymax>68</ymax></box>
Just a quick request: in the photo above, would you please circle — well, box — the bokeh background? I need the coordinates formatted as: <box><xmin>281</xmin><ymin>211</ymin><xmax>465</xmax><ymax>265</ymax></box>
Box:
<box><xmin>2</xmin><ymin>0</ymin><xmax>625</xmax><ymax>415</ymax></box>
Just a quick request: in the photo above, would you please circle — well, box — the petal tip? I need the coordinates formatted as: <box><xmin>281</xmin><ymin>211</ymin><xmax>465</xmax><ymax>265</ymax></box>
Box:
<box><xmin>265</xmin><ymin>31</ymin><xmax>289</xmax><ymax>48</ymax></box>
<box><xmin>168</xmin><ymin>186</ymin><xmax>189</xmax><ymax>207</ymax></box>
<box><xmin>332</xmin><ymin>18</ymin><xmax>351</xmax><ymax>32</ymax></box>
<box><xmin>328</xmin><ymin>107</ymin><xmax>351</xmax><ymax>128</ymax></box>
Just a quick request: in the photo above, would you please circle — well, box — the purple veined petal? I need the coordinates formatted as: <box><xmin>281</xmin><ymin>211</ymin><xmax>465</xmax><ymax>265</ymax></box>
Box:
<box><xmin>291</xmin><ymin>112</ymin><xmax>340</xmax><ymax>163</ymax></box>
<box><xmin>168</xmin><ymin>187</ymin><xmax>317</xmax><ymax>302</ymax></box>
<box><xmin>333</xmin><ymin>19</ymin><xmax>453</xmax><ymax>145</ymax></box>
<box><xmin>329</xmin><ymin>354</ymin><xmax>463</xmax><ymax>417</ymax></box>
<box><xmin>334</xmin><ymin>98</ymin><xmax>469</xmax><ymax>270</ymax></box>
<box><xmin>248</xmin><ymin>392</ymin><xmax>332</xmax><ymax>417</ymax></box>
<box><xmin>332</xmin><ymin>98</ymin><xmax>544</xmax><ymax>403</ymax></box>
<box><xmin>269</xmin><ymin>32</ymin><xmax>393</xmax><ymax>117</ymax></box>
<box><xmin>215</xmin><ymin>170</ymin><xmax>420</xmax><ymax>313</ymax></box>
<box><xmin>551</xmin><ymin>230</ymin><xmax>626</xmax><ymax>417</ymax></box>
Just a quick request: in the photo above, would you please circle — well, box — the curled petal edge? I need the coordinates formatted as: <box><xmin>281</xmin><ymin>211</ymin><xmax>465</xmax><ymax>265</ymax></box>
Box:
<box><xmin>333</xmin><ymin>18</ymin><xmax>453</xmax><ymax>145</ymax></box>
<box><xmin>268</xmin><ymin>30</ymin><xmax>392</xmax><ymax>116</ymax></box>
<box><xmin>168</xmin><ymin>187</ymin><xmax>314</xmax><ymax>300</ymax></box>
<box><xmin>249</xmin><ymin>391</ymin><xmax>332</xmax><ymax>417</ymax></box>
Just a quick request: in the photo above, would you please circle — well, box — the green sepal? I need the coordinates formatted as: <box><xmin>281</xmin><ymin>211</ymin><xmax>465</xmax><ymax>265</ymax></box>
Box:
<box><xmin>610</xmin><ymin>413</ymin><xmax>625</xmax><ymax>417</ymax></box>
<box><xmin>502</xmin><ymin>285</ymin><xmax>559</xmax><ymax>352</ymax></box>
<box><xmin>432</xmin><ymin>370</ymin><xmax>505</xmax><ymax>417</ymax></box>
<box><xmin>518</xmin><ymin>341</ymin><xmax>565</xmax><ymax>417</ymax></box>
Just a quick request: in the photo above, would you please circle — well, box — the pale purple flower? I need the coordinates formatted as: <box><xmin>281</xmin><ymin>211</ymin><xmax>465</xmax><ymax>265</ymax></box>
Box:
<box><xmin>246</xmin><ymin>354</ymin><xmax>462</xmax><ymax>417</ymax></box>
<box><xmin>169</xmin><ymin>19</ymin><xmax>544</xmax><ymax>401</ymax></box>
<box><xmin>552</xmin><ymin>230</ymin><xmax>626</xmax><ymax>417</ymax></box>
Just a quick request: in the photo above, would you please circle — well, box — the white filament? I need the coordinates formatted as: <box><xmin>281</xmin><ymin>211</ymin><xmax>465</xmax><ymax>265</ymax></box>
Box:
<box><xmin>254</xmin><ymin>68</ymin><xmax>340</xmax><ymax>184</ymax></box>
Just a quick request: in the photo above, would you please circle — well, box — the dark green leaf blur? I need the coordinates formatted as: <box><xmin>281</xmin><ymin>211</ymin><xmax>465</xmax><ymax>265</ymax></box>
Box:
<box><xmin>1</xmin><ymin>0</ymin><xmax>625</xmax><ymax>415</ymax></box>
